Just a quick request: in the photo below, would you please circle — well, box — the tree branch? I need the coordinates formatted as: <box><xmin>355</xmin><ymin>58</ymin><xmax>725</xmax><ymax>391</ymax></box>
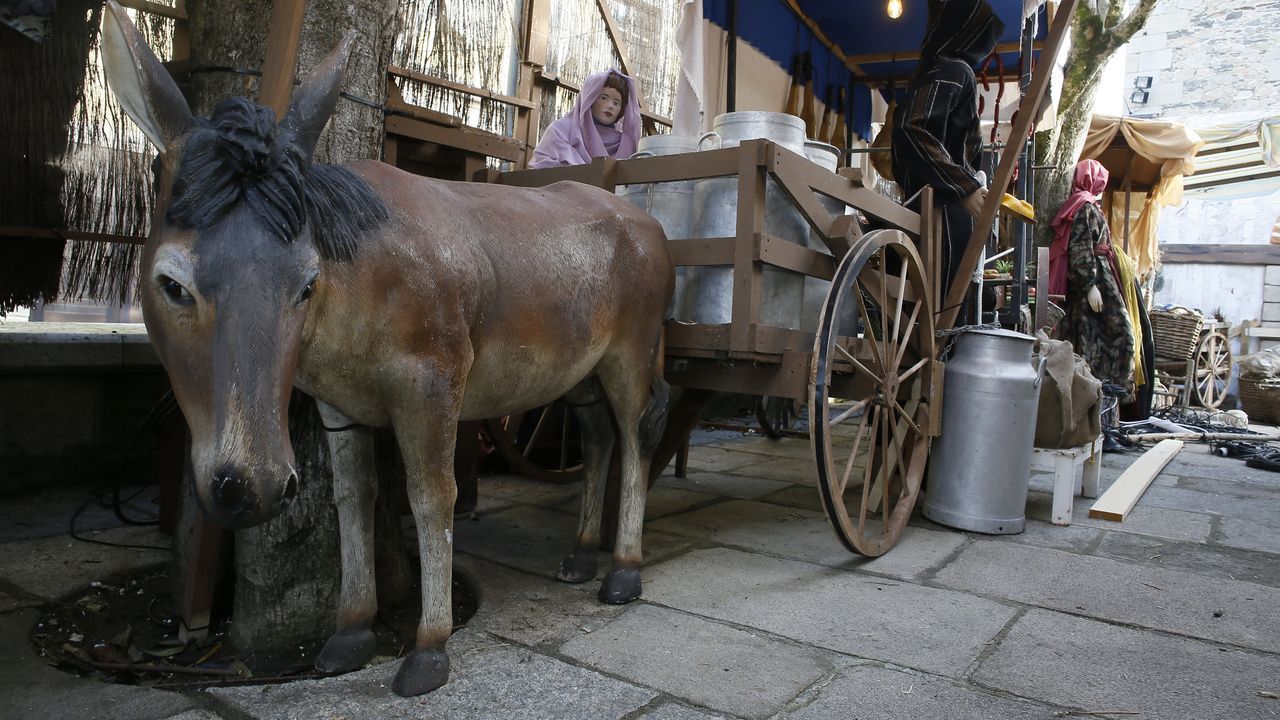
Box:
<box><xmin>1113</xmin><ymin>0</ymin><xmax>1160</xmax><ymax>45</ymax></box>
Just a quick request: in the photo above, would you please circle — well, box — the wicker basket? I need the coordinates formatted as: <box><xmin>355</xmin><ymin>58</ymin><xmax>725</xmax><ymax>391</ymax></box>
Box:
<box><xmin>1239</xmin><ymin>377</ymin><xmax>1280</xmax><ymax>424</ymax></box>
<box><xmin>1149</xmin><ymin>306</ymin><xmax>1204</xmax><ymax>361</ymax></box>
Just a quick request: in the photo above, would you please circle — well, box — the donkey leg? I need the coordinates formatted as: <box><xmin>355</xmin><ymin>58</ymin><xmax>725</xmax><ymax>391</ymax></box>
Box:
<box><xmin>391</xmin><ymin>394</ymin><xmax>462</xmax><ymax>697</ymax></box>
<box><xmin>314</xmin><ymin>400</ymin><xmax>379</xmax><ymax>674</ymax></box>
<box><xmin>595</xmin><ymin>362</ymin><xmax>656</xmax><ymax>605</ymax></box>
<box><xmin>558</xmin><ymin>384</ymin><xmax>615</xmax><ymax>583</ymax></box>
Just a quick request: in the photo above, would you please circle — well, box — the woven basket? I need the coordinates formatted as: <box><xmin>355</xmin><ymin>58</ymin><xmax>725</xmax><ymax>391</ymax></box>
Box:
<box><xmin>1239</xmin><ymin>376</ymin><xmax>1280</xmax><ymax>425</ymax></box>
<box><xmin>1149</xmin><ymin>306</ymin><xmax>1204</xmax><ymax>361</ymax></box>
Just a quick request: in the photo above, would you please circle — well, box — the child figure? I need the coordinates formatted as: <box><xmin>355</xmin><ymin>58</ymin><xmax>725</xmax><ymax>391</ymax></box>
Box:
<box><xmin>530</xmin><ymin>69</ymin><xmax>641</xmax><ymax>168</ymax></box>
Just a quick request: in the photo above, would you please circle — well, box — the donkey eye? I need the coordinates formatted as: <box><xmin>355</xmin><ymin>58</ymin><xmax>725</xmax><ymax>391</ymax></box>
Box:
<box><xmin>158</xmin><ymin>275</ymin><xmax>194</xmax><ymax>306</ymax></box>
<box><xmin>298</xmin><ymin>279</ymin><xmax>316</xmax><ymax>305</ymax></box>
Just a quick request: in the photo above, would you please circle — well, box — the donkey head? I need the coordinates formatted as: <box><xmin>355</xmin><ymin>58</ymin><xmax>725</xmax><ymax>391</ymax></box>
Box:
<box><xmin>102</xmin><ymin>1</ymin><xmax>356</xmax><ymax>528</ymax></box>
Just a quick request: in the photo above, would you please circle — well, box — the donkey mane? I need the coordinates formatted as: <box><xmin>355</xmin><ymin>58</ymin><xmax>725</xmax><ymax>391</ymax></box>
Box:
<box><xmin>164</xmin><ymin>97</ymin><xmax>389</xmax><ymax>262</ymax></box>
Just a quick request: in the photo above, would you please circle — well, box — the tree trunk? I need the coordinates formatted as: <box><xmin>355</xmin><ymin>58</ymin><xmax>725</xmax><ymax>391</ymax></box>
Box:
<box><xmin>1032</xmin><ymin>0</ymin><xmax>1160</xmax><ymax>247</ymax></box>
<box><xmin>177</xmin><ymin>0</ymin><xmax>410</xmax><ymax>659</ymax></box>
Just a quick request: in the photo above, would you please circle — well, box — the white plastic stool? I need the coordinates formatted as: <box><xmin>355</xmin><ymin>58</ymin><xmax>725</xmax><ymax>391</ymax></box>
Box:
<box><xmin>1029</xmin><ymin>435</ymin><xmax>1104</xmax><ymax>525</ymax></box>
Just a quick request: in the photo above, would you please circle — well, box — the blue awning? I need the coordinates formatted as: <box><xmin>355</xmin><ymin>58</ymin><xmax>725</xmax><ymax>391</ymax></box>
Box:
<box><xmin>704</xmin><ymin>0</ymin><xmax>1046</xmax><ymax>140</ymax></box>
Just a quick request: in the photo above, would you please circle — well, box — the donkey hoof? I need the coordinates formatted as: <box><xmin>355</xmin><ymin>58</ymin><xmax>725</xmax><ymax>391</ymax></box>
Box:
<box><xmin>556</xmin><ymin>553</ymin><xmax>598</xmax><ymax>583</ymax></box>
<box><xmin>598</xmin><ymin>567</ymin><xmax>642</xmax><ymax>605</ymax></box>
<box><xmin>391</xmin><ymin>647</ymin><xmax>450</xmax><ymax>697</ymax></box>
<box><xmin>315</xmin><ymin>627</ymin><xmax>376</xmax><ymax>673</ymax></box>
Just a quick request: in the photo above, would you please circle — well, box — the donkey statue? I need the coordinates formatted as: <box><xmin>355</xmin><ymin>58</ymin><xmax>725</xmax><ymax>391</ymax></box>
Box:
<box><xmin>101</xmin><ymin>1</ymin><xmax>672</xmax><ymax>697</ymax></box>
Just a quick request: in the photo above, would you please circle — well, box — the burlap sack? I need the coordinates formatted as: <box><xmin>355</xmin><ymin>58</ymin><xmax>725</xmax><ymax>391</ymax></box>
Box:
<box><xmin>1032</xmin><ymin>333</ymin><xmax>1102</xmax><ymax>449</ymax></box>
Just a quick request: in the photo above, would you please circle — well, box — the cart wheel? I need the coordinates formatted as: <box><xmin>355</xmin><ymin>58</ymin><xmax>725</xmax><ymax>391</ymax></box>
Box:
<box><xmin>810</xmin><ymin>230</ymin><xmax>935</xmax><ymax>557</ymax></box>
<box><xmin>484</xmin><ymin>402</ymin><xmax>584</xmax><ymax>484</ymax></box>
<box><xmin>755</xmin><ymin>396</ymin><xmax>803</xmax><ymax>438</ymax></box>
<box><xmin>1192</xmin><ymin>329</ymin><xmax>1232</xmax><ymax>409</ymax></box>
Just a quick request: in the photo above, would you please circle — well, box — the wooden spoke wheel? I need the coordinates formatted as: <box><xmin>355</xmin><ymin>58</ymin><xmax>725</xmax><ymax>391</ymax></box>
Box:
<box><xmin>1192</xmin><ymin>329</ymin><xmax>1232</xmax><ymax>409</ymax></box>
<box><xmin>755</xmin><ymin>396</ymin><xmax>804</xmax><ymax>438</ymax></box>
<box><xmin>810</xmin><ymin>230</ymin><xmax>935</xmax><ymax>557</ymax></box>
<box><xmin>484</xmin><ymin>401</ymin><xmax>584</xmax><ymax>484</ymax></box>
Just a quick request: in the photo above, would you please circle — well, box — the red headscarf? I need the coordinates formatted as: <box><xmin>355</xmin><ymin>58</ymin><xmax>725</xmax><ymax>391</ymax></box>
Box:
<box><xmin>1048</xmin><ymin>159</ymin><xmax>1109</xmax><ymax>295</ymax></box>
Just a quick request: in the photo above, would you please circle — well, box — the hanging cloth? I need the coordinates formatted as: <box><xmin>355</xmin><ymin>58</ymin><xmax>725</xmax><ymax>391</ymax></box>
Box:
<box><xmin>1113</xmin><ymin>248</ymin><xmax>1146</xmax><ymax>389</ymax></box>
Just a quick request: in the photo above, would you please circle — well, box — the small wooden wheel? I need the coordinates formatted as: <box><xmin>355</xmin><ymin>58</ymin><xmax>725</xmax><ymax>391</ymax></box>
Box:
<box><xmin>755</xmin><ymin>396</ymin><xmax>803</xmax><ymax>438</ymax></box>
<box><xmin>484</xmin><ymin>402</ymin><xmax>584</xmax><ymax>484</ymax></box>
<box><xmin>810</xmin><ymin>230</ymin><xmax>935</xmax><ymax>556</ymax></box>
<box><xmin>1192</xmin><ymin>329</ymin><xmax>1232</xmax><ymax>409</ymax></box>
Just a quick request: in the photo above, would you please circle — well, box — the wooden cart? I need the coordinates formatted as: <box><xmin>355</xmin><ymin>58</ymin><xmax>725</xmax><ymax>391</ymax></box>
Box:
<box><xmin>481</xmin><ymin>0</ymin><xmax>1078</xmax><ymax>557</ymax></box>
<box><xmin>1150</xmin><ymin>308</ymin><xmax>1233</xmax><ymax>409</ymax></box>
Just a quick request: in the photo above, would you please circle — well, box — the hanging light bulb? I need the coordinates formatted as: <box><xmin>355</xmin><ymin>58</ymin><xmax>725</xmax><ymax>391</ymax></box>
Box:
<box><xmin>887</xmin><ymin>0</ymin><xmax>903</xmax><ymax>19</ymax></box>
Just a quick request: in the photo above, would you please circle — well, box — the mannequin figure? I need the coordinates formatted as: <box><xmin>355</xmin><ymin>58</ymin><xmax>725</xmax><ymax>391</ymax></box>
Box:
<box><xmin>530</xmin><ymin>69</ymin><xmax>641</xmax><ymax>168</ymax></box>
<box><xmin>891</xmin><ymin>0</ymin><xmax>1004</xmax><ymax>292</ymax></box>
<box><xmin>1050</xmin><ymin>159</ymin><xmax>1135</xmax><ymax>395</ymax></box>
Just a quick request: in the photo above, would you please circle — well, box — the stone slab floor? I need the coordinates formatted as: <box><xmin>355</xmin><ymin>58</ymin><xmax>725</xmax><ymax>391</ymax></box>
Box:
<box><xmin>2</xmin><ymin>428</ymin><xmax>1280</xmax><ymax>720</ymax></box>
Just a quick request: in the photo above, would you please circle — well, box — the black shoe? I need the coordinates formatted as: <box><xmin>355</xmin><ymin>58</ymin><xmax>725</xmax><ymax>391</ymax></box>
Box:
<box><xmin>1245</xmin><ymin>454</ymin><xmax>1280</xmax><ymax>472</ymax></box>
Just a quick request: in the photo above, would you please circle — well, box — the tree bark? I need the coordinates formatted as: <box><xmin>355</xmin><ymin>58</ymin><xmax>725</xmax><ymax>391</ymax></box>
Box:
<box><xmin>177</xmin><ymin>0</ymin><xmax>410</xmax><ymax>659</ymax></box>
<box><xmin>1032</xmin><ymin>0</ymin><xmax>1160</xmax><ymax>247</ymax></box>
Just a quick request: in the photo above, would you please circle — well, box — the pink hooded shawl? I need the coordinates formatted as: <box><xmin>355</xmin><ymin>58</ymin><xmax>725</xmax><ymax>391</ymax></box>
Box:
<box><xmin>529</xmin><ymin>69</ymin><xmax>641</xmax><ymax>168</ymax></box>
<box><xmin>1048</xmin><ymin>159</ymin><xmax>1110</xmax><ymax>295</ymax></box>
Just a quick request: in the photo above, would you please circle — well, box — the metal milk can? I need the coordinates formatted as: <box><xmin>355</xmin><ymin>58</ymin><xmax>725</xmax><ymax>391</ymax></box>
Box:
<box><xmin>683</xmin><ymin>111</ymin><xmax>809</xmax><ymax>328</ymax></box>
<box><xmin>923</xmin><ymin>329</ymin><xmax>1047</xmax><ymax>534</ymax></box>
<box><xmin>617</xmin><ymin>135</ymin><xmax>698</xmax><ymax>319</ymax></box>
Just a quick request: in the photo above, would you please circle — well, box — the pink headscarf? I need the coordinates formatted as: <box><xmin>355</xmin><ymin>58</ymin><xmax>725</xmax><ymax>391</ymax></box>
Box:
<box><xmin>1048</xmin><ymin>159</ymin><xmax>1110</xmax><ymax>295</ymax></box>
<box><xmin>529</xmin><ymin>69</ymin><xmax>641</xmax><ymax>168</ymax></box>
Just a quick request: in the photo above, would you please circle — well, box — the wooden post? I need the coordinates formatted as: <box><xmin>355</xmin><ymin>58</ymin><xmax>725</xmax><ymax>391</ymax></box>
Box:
<box><xmin>730</xmin><ymin>141</ymin><xmax>767</xmax><ymax>355</ymax></box>
<box><xmin>1035</xmin><ymin>245</ymin><xmax>1050</xmax><ymax>331</ymax></box>
<box><xmin>258</xmin><ymin>0</ymin><xmax>308</xmax><ymax>118</ymax></box>
<box><xmin>939</xmin><ymin>0</ymin><xmax>1079</xmax><ymax>332</ymax></box>
<box><xmin>516</xmin><ymin>0</ymin><xmax>551</xmax><ymax>167</ymax></box>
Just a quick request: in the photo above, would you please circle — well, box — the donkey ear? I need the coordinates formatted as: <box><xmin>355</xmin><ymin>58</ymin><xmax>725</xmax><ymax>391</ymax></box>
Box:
<box><xmin>279</xmin><ymin>31</ymin><xmax>357</xmax><ymax>166</ymax></box>
<box><xmin>101</xmin><ymin>0</ymin><xmax>193</xmax><ymax>151</ymax></box>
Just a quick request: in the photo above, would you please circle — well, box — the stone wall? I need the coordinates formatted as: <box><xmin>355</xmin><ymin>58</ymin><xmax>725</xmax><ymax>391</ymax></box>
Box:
<box><xmin>1123</xmin><ymin>0</ymin><xmax>1280</xmax><ymax>121</ymax></box>
<box><xmin>1128</xmin><ymin>0</ymin><xmax>1280</xmax><ymax>347</ymax></box>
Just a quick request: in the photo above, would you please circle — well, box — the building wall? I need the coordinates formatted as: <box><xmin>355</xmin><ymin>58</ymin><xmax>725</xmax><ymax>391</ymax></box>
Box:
<box><xmin>1123</xmin><ymin>0</ymin><xmax>1280</xmax><ymax>121</ymax></box>
<box><xmin>1123</xmin><ymin>0</ymin><xmax>1280</xmax><ymax>340</ymax></box>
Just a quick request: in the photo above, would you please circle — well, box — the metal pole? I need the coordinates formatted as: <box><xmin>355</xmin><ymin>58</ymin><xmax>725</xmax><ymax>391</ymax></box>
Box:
<box><xmin>726</xmin><ymin>0</ymin><xmax>737</xmax><ymax>112</ymax></box>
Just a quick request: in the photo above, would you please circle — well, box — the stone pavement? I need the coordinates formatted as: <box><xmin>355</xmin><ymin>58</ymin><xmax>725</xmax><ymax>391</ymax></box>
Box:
<box><xmin>3</xmin><ymin>429</ymin><xmax>1280</xmax><ymax>720</ymax></box>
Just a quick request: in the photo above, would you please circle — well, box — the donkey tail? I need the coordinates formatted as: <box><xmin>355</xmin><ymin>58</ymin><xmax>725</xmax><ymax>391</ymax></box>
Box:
<box><xmin>638</xmin><ymin>325</ymin><xmax>670</xmax><ymax>455</ymax></box>
<box><xmin>640</xmin><ymin>375</ymin><xmax>670</xmax><ymax>456</ymax></box>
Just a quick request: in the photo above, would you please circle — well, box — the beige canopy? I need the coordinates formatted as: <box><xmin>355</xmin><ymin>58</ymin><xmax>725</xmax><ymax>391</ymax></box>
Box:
<box><xmin>1080</xmin><ymin>114</ymin><xmax>1204</xmax><ymax>278</ymax></box>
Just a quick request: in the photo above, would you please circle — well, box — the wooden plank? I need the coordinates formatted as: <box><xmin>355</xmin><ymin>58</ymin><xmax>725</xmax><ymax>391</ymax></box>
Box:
<box><xmin>668</xmin><ymin>237</ymin><xmax>735</xmax><ymax>266</ymax></box>
<box><xmin>940</xmin><ymin>0</ymin><xmax>1079</xmax><ymax>332</ymax></box>
<box><xmin>848</xmin><ymin>41</ymin><xmax>1038</xmax><ymax>66</ymax></box>
<box><xmin>385</xmin><ymin>116</ymin><xmax>525</xmax><ymax>163</ymax></box>
<box><xmin>1088</xmin><ymin>439</ymin><xmax>1184</xmax><ymax>521</ymax></box>
<box><xmin>1159</xmin><ymin>244</ymin><xmax>1280</xmax><ymax>266</ymax></box>
<box><xmin>258</xmin><ymin>0</ymin><xmax>308</xmax><ymax>119</ymax></box>
<box><xmin>758</xmin><ymin>234</ymin><xmax>835</xmax><ymax>280</ymax></box>
<box><xmin>0</xmin><ymin>226</ymin><xmax>145</xmax><ymax>245</ymax></box>
<box><xmin>388</xmin><ymin>65</ymin><xmax>537</xmax><ymax>110</ymax></box>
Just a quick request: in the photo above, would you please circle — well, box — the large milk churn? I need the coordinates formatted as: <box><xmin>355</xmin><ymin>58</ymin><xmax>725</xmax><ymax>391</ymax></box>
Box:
<box><xmin>683</xmin><ymin>112</ymin><xmax>809</xmax><ymax>328</ymax></box>
<box><xmin>617</xmin><ymin>135</ymin><xmax>698</xmax><ymax>319</ymax></box>
<box><xmin>923</xmin><ymin>329</ymin><xmax>1047</xmax><ymax>534</ymax></box>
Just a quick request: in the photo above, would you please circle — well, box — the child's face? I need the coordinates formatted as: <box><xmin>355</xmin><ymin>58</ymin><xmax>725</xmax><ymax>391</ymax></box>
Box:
<box><xmin>591</xmin><ymin>87</ymin><xmax>623</xmax><ymax>125</ymax></box>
